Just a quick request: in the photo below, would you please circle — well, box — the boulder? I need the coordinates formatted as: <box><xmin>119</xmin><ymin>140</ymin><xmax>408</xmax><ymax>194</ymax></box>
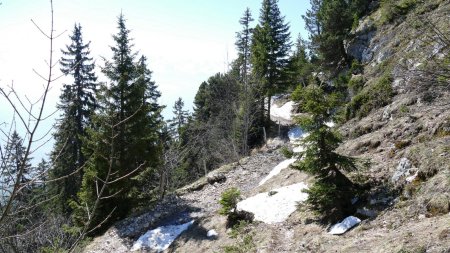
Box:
<box><xmin>391</xmin><ymin>158</ymin><xmax>417</xmax><ymax>184</ymax></box>
<box><xmin>206</xmin><ymin>172</ymin><xmax>226</xmax><ymax>184</ymax></box>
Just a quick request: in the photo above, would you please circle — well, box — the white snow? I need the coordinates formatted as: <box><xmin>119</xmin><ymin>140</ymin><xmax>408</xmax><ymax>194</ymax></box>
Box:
<box><xmin>259</xmin><ymin>159</ymin><xmax>297</xmax><ymax>186</ymax></box>
<box><xmin>237</xmin><ymin>183</ymin><xmax>308</xmax><ymax>224</ymax></box>
<box><xmin>131</xmin><ymin>220</ymin><xmax>194</xmax><ymax>252</ymax></box>
<box><xmin>325</xmin><ymin>121</ymin><xmax>335</xmax><ymax>128</ymax></box>
<box><xmin>328</xmin><ymin>216</ymin><xmax>361</xmax><ymax>235</ymax></box>
<box><xmin>207</xmin><ymin>229</ymin><xmax>218</xmax><ymax>237</ymax></box>
<box><xmin>270</xmin><ymin>101</ymin><xmax>295</xmax><ymax>124</ymax></box>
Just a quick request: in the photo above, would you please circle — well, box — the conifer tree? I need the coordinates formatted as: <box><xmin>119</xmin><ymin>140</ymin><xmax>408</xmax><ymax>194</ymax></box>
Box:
<box><xmin>73</xmin><ymin>14</ymin><xmax>163</xmax><ymax>230</ymax></box>
<box><xmin>1</xmin><ymin>131</ymin><xmax>32</xmax><ymax>194</ymax></box>
<box><xmin>292</xmin><ymin>80</ymin><xmax>357</xmax><ymax>221</ymax></box>
<box><xmin>235</xmin><ymin>8</ymin><xmax>256</xmax><ymax>154</ymax></box>
<box><xmin>251</xmin><ymin>0</ymin><xmax>291</xmax><ymax>126</ymax></box>
<box><xmin>168</xmin><ymin>97</ymin><xmax>189</xmax><ymax>139</ymax></box>
<box><xmin>303</xmin><ymin>0</ymin><xmax>370</xmax><ymax>72</ymax></box>
<box><xmin>50</xmin><ymin>23</ymin><xmax>97</xmax><ymax>214</ymax></box>
<box><xmin>286</xmin><ymin>34</ymin><xmax>312</xmax><ymax>89</ymax></box>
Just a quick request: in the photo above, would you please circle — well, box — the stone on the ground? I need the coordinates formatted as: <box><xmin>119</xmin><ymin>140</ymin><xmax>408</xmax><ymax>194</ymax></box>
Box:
<box><xmin>207</xmin><ymin>172</ymin><xmax>226</xmax><ymax>184</ymax></box>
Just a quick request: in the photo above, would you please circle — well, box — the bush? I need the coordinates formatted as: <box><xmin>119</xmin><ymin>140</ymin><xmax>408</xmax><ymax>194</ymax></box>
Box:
<box><xmin>219</xmin><ymin>188</ymin><xmax>241</xmax><ymax>216</ymax></box>
<box><xmin>223</xmin><ymin>221</ymin><xmax>255</xmax><ymax>253</ymax></box>
<box><xmin>280</xmin><ymin>146</ymin><xmax>294</xmax><ymax>158</ymax></box>
<box><xmin>346</xmin><ymin>73</ymin><xmax>394</xmax><ymax>119</ymax></box>
<box><xmin>379</xmin><ymin>0</ymin><xmax>417</xmax><ymax>24</ymax></box>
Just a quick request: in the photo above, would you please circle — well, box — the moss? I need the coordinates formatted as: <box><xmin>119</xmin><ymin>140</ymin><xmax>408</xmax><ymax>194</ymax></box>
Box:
<box><xmin>346</xmin><ymin>73</ymin><xmax>394</xmax><ymax>119</ymax></box>
<box><xmin>379</xmin><ymin>0</ymin><xmax>418</xmax><ymax>25</ymax></box>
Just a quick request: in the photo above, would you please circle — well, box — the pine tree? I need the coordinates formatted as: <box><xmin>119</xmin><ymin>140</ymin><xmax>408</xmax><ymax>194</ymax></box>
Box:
<box><xmin>286</xmin><ymin>34</ymin><xmax>312</xmax><ymax>89</ymax></box>
<box><xmin>251</xmin><ymin>0</ymin><xmax>291</xmax><ymax>126</ymax></box>
<box><xmin>235</xmin><ymin>8</ymin><xmax>254</xmax><ymax>85</ymax></box>
<box><xmin>292</xmin><ymin>80</ymin><xmax>357</xmax><ymax>221</ymax></box>
<box><xmin>168</xmin><ymin>97</ymin><xmax>189</xmax><ymax>139</ymax></box>
<box><xmin>1</xmin><ymin>131</ymin><xmax>32</xmax><ymax>194</ymax></box>
<box><xmin>303</xmin><ymin>0</ymin><xmax>370</xmax><ymax>72</ymax></box>
<box><xmin>235</xmin><ymin>8</ymin><xmax>256</xmax><ymax>154</ymax></box>
<box><xmin>73</xmin><ymin>14</ymin><xmax>163</xmax><ymax>231</ymax></box>
<box><xmin>50</xmin><ymin>23</ymin><xmax>97</xmax><ymax>214</ymax></box>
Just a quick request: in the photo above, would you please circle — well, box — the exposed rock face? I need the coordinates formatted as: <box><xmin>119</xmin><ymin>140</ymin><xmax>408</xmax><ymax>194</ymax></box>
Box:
<box><xmin>345</xmin><ymin>19</ymin><xmax>376</xmax><ymax>63</ymax></box>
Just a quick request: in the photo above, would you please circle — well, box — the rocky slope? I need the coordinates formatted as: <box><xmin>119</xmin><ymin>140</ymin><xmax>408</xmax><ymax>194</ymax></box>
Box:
<box><xmin>84</xmin><ymin>1</ymin><xmax>450</xmax><ymax>252</ymax></box>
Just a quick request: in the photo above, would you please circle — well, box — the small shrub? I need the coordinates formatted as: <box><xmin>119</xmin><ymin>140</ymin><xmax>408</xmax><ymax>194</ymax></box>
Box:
<box><xmin>426</xmin><ymin>195</ymin><xmax>450</xmax><ymax>216</ymax></box>
<box><xmin>398</xmin><ymin>104</ymin><xmax>409</xmax><ymax>115</ymax></box>
<box><xmin>280</xmin><ymin>146</ymin><xmax>294</xmax><ymax>158</ymax></box>
<box><xmin>379</xmin><ymin>0</ymin><xmax>417</xmax><ymax>25</ymax></box>
<box><xmin>223</xmin><ymin>221</ymin><xmax>256</xmax><ymax>253</ymax></box>
<box><xmin>348</xmin><ymin>75</ymin><xmax>365</xmax><ymax>96</ymax></box>
<box><xmin>350</xmin><ymin>59</ymin><xmax>363</xmax><ymax>74</ymax></box>
<box><xmin>219</xmin><ymin>188</ymin><xmax>253</xmax><ymax>228</ymax></box>
<box><xmin>219</xmin><ymin>188</ymin><xmax>241</xmax><ymax>216</ymax></box>
<box><xmin>346</xmin><ymin>73</ymin><xmax>394</xmax><ymax>119</ymax></box>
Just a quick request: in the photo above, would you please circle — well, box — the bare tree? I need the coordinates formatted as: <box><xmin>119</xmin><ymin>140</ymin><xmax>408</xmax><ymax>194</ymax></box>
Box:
<box><xmin>0</xmin><ymin>2</ymin><xmax>144</xmax><ymax>252</ymax></box>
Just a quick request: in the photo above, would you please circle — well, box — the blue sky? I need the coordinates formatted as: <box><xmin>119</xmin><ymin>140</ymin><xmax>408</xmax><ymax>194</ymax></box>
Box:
<box><xmin>0</xmin><ymin>0</ymin><xmax>309</xmax><ymax>161</ymax></box>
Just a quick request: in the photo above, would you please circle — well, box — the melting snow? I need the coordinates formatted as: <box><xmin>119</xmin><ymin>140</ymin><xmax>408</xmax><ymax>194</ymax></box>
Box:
<box><xmin>329</xmin><ymin>216</ymin><xmax>361</xmax><ymax>235</ymax></box>
<box><xmin>270</xmin><ymin>101</ymin><xmax>295</xmax><ymax>124</ymax></box>
<box><xmin>207</xmin><ymin>229</ymin><xmax>218</xmax><ymax>237</ymax></box>
<box><xmin>259</xmin><ymin>159</ymin><xmax>297</xmax><ymax>186</ymax></box>
<box><xmin>237</xmin><ymin>183</ymin><xmax>308</xmax><ymax>224</ymax></box>
<box><xmin>131</xmin><ymin>220</ymin><xmax>194</xmax><ymax>252</ymax></box>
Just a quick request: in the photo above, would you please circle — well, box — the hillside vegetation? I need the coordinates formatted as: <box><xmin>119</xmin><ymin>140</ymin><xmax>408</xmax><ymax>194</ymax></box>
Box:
<box><xmin>1</xmin><ymin>0</ymin><xmax>449</xmax><ymax>252</ymax></box>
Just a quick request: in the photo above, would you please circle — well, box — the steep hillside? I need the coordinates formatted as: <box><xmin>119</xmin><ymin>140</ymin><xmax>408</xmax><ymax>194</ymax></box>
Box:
<box><xmin>83</xmin><ymin>1</ymin><xmax>450</xmax><ymax>252</ymax></box>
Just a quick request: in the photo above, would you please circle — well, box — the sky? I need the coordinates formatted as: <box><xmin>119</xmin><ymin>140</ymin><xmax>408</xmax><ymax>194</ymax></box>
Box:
<box><xmin>0</xmin><ymin>0</ymin><xmax>310</xmax><ymax>162</ymax></box>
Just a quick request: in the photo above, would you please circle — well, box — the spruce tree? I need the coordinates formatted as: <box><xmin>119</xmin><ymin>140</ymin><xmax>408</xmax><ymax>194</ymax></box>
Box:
<box><xmin>50</xmin><ymin>23</ymin><xmax>97</xmax><ymax>214</ymax></box>
<box><xmin>235</xmin><ymin>8</ymin><xmax>256</xmax><ymax>154</ymax></box>
<box><xmin>0</xmin><ymin>131</ymin><xmax>32</xmax><ymax>194</ymax></box>
<box><xmin>251</xmin><ymin>0</ymin><xmax>291</xmax><ymax>126</ymax></box>
<box><xmin>73</xmin><ymin>14</ymin><xmax>163</xmax><ymax>231</ymax></box>
<box><xmin>292</xmin><ymin>80</ymin><xmax>357</xmax><ymax>221</ymax></box>
<box><xmin>286</xmin><ymin>34</ymin><xmax>313</xmax><ymax>89</ymax></box>
<box><xmin>303</xmin><ymin>0</ymin><xmax>370</xmax><ymax>72</ymax></box>
<box><xmin>168</xmin><ymin>97</ymin><xmax>189</xmax><ymax>139</ymax></box>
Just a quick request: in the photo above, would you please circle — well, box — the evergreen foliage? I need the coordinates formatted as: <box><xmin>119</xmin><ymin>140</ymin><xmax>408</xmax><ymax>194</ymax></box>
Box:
<box><xmin>0</xmin><ymin>131</ymin><xmax>32</xmax><ymax>198</ymax></box>
<box><xmin>304</xmin><ymin>0</ymin><xmax>370</xmax><ymax>72</ymax></box>
<box><xmin>219</xmin><ymin>187</ymin><xmax>241</xmax><ymax>216</ymax></box>
<box><xmin>179</xmin><ymin>73</ymin><xmax>240</xmax><ymax>181</ymax></box>
<box><xmin>235</xmin><ymin>8</ymin><xmax>256</xmax><ymax>154</ymax></box>
<box><xmin>167</xmin><ymin>97</ymin><xmax>189</xmax><ymax>139</ymax></box>
<box><xmin>251</xmin><ymin>0</ymin><xmax>291</xmax><ymax>126</ymax></box>
<box><xmin>72</xmin><ymin>14</ymin><xmax>163</xmax><ymax>232</ymax></box>
<box><xmin>292</xmin><ymin>81</ymin><xmax>357</xmax><ymax>221</ymax></box>
<box><xmin>50</xmin><ymin>23</ymin><xmax>97</xmax><ymax>214</ymax></box>
<box><xmin>286</xmin><ymin>34</ymin><xmax>313</xmax><ymax>89</ymax></box>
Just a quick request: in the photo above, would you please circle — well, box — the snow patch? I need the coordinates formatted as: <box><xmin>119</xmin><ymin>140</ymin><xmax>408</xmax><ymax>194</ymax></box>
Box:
<box><xmin>329</xmin><ymin>216</ymin><xmax>361</xmax><ymax>235</ymax></box>
<box><xmin>207</xmin><ymin>229</ymin><xmax>218</xmax><ymax>238</ymax></box>
<box><xmin>325</xmin><ymin>121</ymin><xmax>335</xmax><ymax>128</ymax></box>
<box><xmin>237</xmin><ymin>183</ymin><xmax>308</xmax><ymax>224</ymax></box>
<box><xmin>131</xmin><ymin>220</ymin><xmax>194</xmax><ymax>252</ymax></box>
<box><xmin>270</xmin><ymin>101</ymin><xmax>295</xmax><ymax>124</ymax></box>
<box><xmin>259</xmin><ymin>159</ymin><xmax>296</xmax><ymax>186</ymax></box>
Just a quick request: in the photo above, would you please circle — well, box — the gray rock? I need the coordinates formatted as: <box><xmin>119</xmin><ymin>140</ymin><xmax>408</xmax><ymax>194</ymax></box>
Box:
<box><xmin>207</xmin><ymin>172</ymin><xmax>226</xmax><ymax>184</ymax></box>
<box><xmin>391</xmin><ymin>158</ymin><xmax>417</xmax><ymax>184</ymax></box>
